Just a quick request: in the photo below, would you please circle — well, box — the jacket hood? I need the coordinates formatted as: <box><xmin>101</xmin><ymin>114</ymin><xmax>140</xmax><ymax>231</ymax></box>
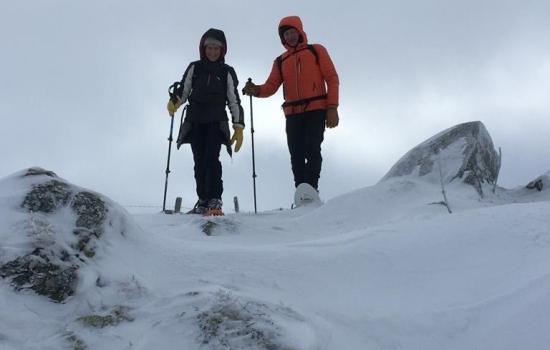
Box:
<box><xmin>278</xmin><ymin>16</ymin><xmax>308</xmax><ymax>50</ymax></box>
<box><xmin>199</xmin><ymin>28</ymin><xmax>227</xmax><ymax>62</ymax></box>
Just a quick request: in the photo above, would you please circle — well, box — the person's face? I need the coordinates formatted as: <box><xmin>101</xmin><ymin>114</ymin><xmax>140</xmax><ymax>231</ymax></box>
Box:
<box><xmin>283</xmin><ymin>28</ymin><xmax>299</xmax><ymax>47</ymax></box>
<box><xmin>205</xmin><ymin>44</ymin><xmax>221</xmax><ymax>62</ymax></box>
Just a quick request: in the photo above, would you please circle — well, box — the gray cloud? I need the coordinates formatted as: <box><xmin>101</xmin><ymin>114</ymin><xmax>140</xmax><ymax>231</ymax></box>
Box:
<box><xmin>1</xmin><ymin>0</ymin><xmax>549</xmax><ymax>211</ymax></box>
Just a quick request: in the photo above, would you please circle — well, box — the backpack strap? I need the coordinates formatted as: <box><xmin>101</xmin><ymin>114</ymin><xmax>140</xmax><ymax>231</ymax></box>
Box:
<box><xmin>306</xmin><ymin>44</ymin><xmax>319</xmax><ymax>65</ymax></box>
<box><xmin>276</xmin><ymin>44</ymin><xmax>319</xmax><ymax>76</ymax></box>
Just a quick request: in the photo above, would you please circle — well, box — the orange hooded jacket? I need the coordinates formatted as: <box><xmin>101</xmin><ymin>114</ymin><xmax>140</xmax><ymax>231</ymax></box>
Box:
<box><xmin>257</xmin><ymin>16</ymin><xmax>340</xmax><ymax>116</ymax></box>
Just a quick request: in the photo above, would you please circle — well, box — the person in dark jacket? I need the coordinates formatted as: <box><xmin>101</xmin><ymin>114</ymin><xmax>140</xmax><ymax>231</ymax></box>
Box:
<box><xmin>243</xmin><ymin>16</ymin><xmax>339</xmax><ymax>193</ymax></box>
<box><xmin>167</xmin><ymin>28</ymin><xmax>245</xmax><ymax>216</ymax></box>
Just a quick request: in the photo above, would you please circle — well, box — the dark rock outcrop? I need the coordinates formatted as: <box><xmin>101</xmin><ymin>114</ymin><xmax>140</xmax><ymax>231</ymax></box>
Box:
<box><xmin>0</xmin><ymin>248</ymin><xmax>77</xmax><ymax>302</ymax></box>
<box><xmin>526</xmin><ymin>171</ymin><xmax>549</xmax><ymax>192</ymax></box>
<box><xmin>381</xmin><ymin>121</ymin><xmax>501</xmax><ymax>195</ymax></box>
<box><xmin>71</xmin><ymin>191</ymin><xmax>108</xmax><ymax>257</ymax></box>
<box><xmin>23</xmin><ymin>167</ymin><xmax>57</xmax><ymax>178</ymax></box>
<box><xmin>22</xmin><ymin>180</ymin><xmax>72</xmax><ymax>213</ymax></box>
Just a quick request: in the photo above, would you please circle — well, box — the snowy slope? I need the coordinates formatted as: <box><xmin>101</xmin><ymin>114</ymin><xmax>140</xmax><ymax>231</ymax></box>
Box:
<box><xmin>1</xmin><ymin>170</ymin><xmax>550</xmax><ymax>349</ymax></box>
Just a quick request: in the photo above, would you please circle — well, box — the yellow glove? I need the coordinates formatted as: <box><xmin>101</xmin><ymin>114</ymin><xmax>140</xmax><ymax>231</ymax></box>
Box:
<box><xmin>230</xmin><ymin>127</ymin><xmax>244</xmax><ymax>153</ymax></box>
<box><xmin>167</xmin><ymin>99</ymin><xmax>182</xmax><ymax>117</ymax></box>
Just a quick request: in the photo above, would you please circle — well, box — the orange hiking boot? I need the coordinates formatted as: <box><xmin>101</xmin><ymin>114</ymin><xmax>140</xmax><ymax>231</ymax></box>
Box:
<box><xmin>204</xmin><ymin>198</ymin><xmax>224</xmax><ymax>216</ymax></box>
<box><xmin>204</xmin><ymin>208</ymin><xmax>224</xmax><ymax>216</ymax></box>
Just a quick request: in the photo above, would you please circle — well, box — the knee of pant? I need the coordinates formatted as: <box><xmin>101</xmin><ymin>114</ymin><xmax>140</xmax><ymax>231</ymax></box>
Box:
<box><xmin>304</xmin><ymin>150</ymin><xmax>321</xmax><ymax>159</ymax></box>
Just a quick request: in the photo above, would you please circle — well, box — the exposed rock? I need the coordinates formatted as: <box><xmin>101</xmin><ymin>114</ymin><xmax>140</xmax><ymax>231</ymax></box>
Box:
<box><xmin>64</xmin><ymin>331</ymin><xmax>88</xmax><ymax>350</ymax></box>
<box><xmin>78</xmin><ymin>306</ymin><xmax>134</xmax><ymax>328</ymax></box>
<box><xmin>72</xmin><ymin>192</ymin><xmax>107</xmax><ymax>235</ymax></box>
<box><xmin>381</xmin><ymin>121</ymin><xmax>500</xmax><ymax>195</ymax></box>
<box><xmin>22</xmin><ymin>180</ymin><xmax>72</xmax><ymax>213</ymax></box>
<box><xmin>0</xmin><ymin>248</ymin><xmax>77</xmax><ymax>302</ymax></box>
<box><xmin>527</xmin><ymin>179</ymin><xmax>544</xmax><ymax>191</ymax></box>
<box><xmin>23</xmin><ymin>167</ymin><xmax>57</xmax><ymax>178</ymax></box>
<box><xmin>195</xmin><ymin>290</ymin><xmax>302</xmax><ymax>350</ymax></box>
<box><xmin>71</xmin><ymin>191</ymin><xmax>108</xmax><ymax>257</ymax></box>
<box><xmin>526</xmin><ymin>171</ymin><xmax>549</xmax><ymax>192</ymax></box>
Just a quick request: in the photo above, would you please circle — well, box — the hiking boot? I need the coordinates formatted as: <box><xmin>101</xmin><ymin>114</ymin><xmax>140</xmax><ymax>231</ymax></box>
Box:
<box><xmin>205</xmin><ymin>198</ymin><xmax>224</xmax><ymax>216</ymax></box>
<box><xmin>293</xmin><ymin>183</ymin><xmax>321</xmax><ymax>208</ymax></box>
<box><xmin>188</xmin><ymin>199</ymin><xmax>208</xmax><ymax>215</ymax></box>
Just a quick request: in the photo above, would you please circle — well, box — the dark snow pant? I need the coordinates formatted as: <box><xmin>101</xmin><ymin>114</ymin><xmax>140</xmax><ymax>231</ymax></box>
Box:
<box><xmin>190</xmin><ymin>122</ymin><xmax>224</xmax><ymax>201</ymax></box>
<box><xmin>285</xmin><ymin>109</ymin><xmax>326</xmax><ymax>189</ymax></box>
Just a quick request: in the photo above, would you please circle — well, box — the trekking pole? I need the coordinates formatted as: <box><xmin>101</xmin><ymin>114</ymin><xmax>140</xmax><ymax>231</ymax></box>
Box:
<box><xmin>162</xmin><ymin>82</ymin><xmax>182</xmax><ymax>213</ymax></box>
<box><xmin>247</xmin><ymin>78</ymin><xmax>258</xmax><ymax>214</ymax></box>
<box><xmin>162</xmin><ymin>112</ymin><xmax>175</xmax><ymax>213</ymax></box>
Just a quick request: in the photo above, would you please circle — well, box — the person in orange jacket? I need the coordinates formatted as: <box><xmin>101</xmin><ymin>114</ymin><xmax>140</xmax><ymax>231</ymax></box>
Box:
<box><xmin>243</xmin><ymin>15</ymin><xmax>339</xmax><ymax>192</ymax></box>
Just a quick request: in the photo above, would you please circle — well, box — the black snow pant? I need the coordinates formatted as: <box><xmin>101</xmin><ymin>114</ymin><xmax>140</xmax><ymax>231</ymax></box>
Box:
<box><xmin>285</xmin><ymin>109</ymin><xmax>326</xmax><ymax>189</ymax></box>
<box><xmin>190</xmin><ymin>122</ymin><xmax>224</xmax><ymax>201</ymax></box>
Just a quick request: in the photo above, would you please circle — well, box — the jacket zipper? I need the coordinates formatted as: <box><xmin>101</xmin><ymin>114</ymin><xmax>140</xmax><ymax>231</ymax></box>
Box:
<box><xmin>296</xmin><ymin>55</ymin><xmax>301</xmax><ymax>100</ymax></box>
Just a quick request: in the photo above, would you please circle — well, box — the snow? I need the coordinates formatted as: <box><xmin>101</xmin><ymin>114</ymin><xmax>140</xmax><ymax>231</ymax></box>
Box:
<box><xmin>2</xmin><ymin>169</ymin><xmax>550</xmax><ymax>349</ymax></box>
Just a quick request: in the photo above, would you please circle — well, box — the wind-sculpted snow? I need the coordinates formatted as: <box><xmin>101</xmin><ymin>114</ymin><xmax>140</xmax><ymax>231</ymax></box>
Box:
<box><xmin>381</xmin><ymin>121</ymin><xmax>500</xmax><ymax>195</ymax></box>
<box><xmin>2</xmin><ymin>165</ymin><xmax>550</xmax><ymax>349</ymax></box>
<box><xmin>0</xmin><ymin>168</ymin><xmax>326</xmax><ymax>350</ymax></box>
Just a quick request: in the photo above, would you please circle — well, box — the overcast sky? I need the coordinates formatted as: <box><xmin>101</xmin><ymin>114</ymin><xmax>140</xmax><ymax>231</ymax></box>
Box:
<box><xmin>1</xmin><ymin>0</ymin><xmax>549</xmax><ymax>212</ymax></box>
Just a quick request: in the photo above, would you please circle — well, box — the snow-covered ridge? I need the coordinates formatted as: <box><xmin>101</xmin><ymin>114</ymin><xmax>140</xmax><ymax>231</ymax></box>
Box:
<box><xmin>1</xmin><ymin>119</ymin><xmax>550</xmax><ymax>349</ymax></box>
